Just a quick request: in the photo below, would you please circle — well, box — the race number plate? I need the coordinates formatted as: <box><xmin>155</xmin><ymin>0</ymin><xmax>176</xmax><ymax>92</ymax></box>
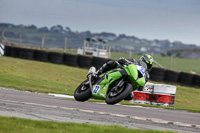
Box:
<box><xmin>93</xmin><ymin>85</ymin><xmax>100</xmax><ymax>94</ymax></box>
<box><xmin>136</xmin><ymin>65</ymin><xmax>145</xmax><ymax>76</ymax></box>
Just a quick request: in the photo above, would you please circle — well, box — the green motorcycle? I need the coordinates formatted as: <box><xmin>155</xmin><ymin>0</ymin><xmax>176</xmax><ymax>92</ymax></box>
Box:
<box><xmin>74</xmin><ymin>59</ymin><xmax>146</xmax><ymax>105</ymax></box>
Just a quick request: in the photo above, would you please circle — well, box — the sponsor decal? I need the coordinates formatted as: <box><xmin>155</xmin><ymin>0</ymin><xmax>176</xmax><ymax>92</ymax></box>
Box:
<box><xmin>102</xmin><ymin>87</ymin><xmax>106</xmax><ymax>93</ymax></box>
<box><xmin>100</xmin><ymin>93</ymin><xmax>105</xmax><ymax>97</ymax></box>
<box><xmin>93</xmin><ymin>85</ymin><xmax>100</xmax><ymax>94</ymax></box>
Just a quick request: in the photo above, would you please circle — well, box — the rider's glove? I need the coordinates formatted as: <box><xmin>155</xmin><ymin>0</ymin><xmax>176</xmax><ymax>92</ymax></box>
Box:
<box><xmin>117</xmin><ymin>57</ymin><xmax>126</xmax><ymax>65</ymax></box>
<box><xmin>127</xmin><ymin>58</ymin><xmax>136</xmax><ymax>63</ymax></box>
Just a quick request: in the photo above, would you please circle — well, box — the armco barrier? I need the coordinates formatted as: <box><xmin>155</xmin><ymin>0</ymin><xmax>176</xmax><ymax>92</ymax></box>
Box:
<box><xmin>34</xmin><ymin>50</ymin><xmax>49</xmax><ymax>62</ymax></box>
<box><xmin>130</xmin><ymin>83</ymin><xmax>176</xmax><ymax>106</ymax></box>
<box><xmin>78</xmin><ymin>55</ymin><xmax>93</xmax><ymax>68</ymax></box>
<box><xmin>2</xmin><ymin>45</ymin><xmax>200</xmax><ymax>88</ymax></box>
<box><xmin>49</xmin><ymin>52</ymin><xmax>64</xmax><ymax>64</ymax></box>
<box><xmin>63</xmin><ymin>53</ymin><xmax>79</xmax><ymax>67</ymax></box>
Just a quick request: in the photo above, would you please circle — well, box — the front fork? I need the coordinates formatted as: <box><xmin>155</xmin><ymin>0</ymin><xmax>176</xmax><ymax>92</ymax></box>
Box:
<box><xmin>111</xmin><ymin>78</ymin><xmax>125</xmax><ymax>93</ymax></box>
<box><xmin>88</xmin><ymin>75</ymin><xmax>93</xmax><ymax>89</ymax></box>
<box><xmin>88</xmin><ymin>67</ymin><xmax>97</xmax><ymax>89</ymax></box>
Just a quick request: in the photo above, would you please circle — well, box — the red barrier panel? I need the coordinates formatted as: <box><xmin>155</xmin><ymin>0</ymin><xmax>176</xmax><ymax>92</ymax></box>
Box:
<box><xmin>133</xmin><ymin>92</ymin><xmax>151</xmax><ymax>101</ymax></box>
<box><xmin>131</xmin><ymin>83</ymin><xmax>176</xmax><ymax>107</ymax></box>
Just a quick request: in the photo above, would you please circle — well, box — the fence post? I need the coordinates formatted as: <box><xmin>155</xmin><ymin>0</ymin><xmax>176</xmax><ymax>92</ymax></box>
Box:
<box><xmin>129</xmin><ymin>49</ymin><xmax>132</xmax><ymax>58</ymax></box>
<box><xmin>41</xmin><ymin>34</ymin><xmax>45</xmax><ymax>49</ymax></box>
<box><xmin>0</xmin><ymin>29</ymin><xmax>11</xmax><ymax>45</ymax></box>
<box><xmin>169</xmin><ymin>55</ymin><xmax>173</xmax><ymax>69</ymax></box>
<box><xmin>64</xmin><ymin>37</ymin><xmax>67</xmax><ymax>53</ymax></box>
<box><xmin>0</xmin><ymin>29</ymin><xmax>4</xmax><ymax>43</ymax></box>
<box><xmin>108</xmin><ymin>45</ymin><xmax>111</xmax><ymax>58</ymax></box>
<box><xmin>83</xmin><ymin>39</ymin><xmax>86</xmax><ymax>55</ymax></box>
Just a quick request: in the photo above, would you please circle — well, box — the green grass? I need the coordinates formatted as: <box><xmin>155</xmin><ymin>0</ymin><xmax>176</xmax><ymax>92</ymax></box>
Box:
<box><xmin>0</xmin><ymin>116</ymin><xmax>174</xmax><ymax>133</ymax></box>
<box><xmin>111</xmin><ymin>52</ymin><xmax>200</xmax><ymax>74</ymax></box>
<box><xmin>0</xmin><ymin>56</ymin><xmax>200</xmax><ymax>112</ymax></box>
<box><xmin>0</xmin><ymin>56</ymin><xmax>87</xmax><ymax>95</ymax></box>
<box><xmin>175</xmin><ymin>85</ymin><xmax>200</xmax><ymax>112</ymax></box>
<box><xmin>153</xmin><ymin>55</ymin><xmax>200</xmax><ymax>73</ymax></box>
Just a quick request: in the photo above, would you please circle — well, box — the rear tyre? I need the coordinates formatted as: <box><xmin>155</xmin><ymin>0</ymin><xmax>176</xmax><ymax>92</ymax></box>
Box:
<box><xmin>74</xmin><ymin>80</ymin><xmax>92</xmax><ymax>101</ymax></box>
<box><xmin>105</xmin><ymin>83</ymin><xmax>133</xmax><ymax>105</ymax></box>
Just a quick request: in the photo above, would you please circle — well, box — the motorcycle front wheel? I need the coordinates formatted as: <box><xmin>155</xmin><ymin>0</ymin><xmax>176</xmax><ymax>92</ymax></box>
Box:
<box><xmin>105</xmin><ymin>83</ymin><xmax>133</xmax><ymax>105</ymax></box>
<box><xmin>74</xmin><ymin>79</ymin><xmax>92</xmax><ymax>102</ymax></box>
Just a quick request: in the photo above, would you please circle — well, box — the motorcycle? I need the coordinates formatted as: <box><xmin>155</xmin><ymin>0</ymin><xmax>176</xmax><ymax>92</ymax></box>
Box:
<box><xmin>74</xmin><ymin>59</ymin><xmax>146</xmax><ymax>105</ymax></box>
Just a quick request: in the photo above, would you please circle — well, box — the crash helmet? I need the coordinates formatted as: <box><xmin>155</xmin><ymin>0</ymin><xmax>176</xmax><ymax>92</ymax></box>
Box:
<box><xmin>140</xmin><ymin>54</ymin><xmax>154</xmax><ymax>70</ymax></box>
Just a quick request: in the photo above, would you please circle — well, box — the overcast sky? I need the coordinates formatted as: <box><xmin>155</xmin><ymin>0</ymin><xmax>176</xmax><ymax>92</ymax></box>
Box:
<box><xmin>0</xmin><ymin>0</ymin><xmax>200</xmax><ymax>45</ymax></box>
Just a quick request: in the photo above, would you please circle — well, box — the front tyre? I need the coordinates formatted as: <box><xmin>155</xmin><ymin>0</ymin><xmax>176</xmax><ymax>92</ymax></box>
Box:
<box><xmin>106</xmin><ymin>83</ymin><xmax>133</xmax><ymax>105</ymax></box>
<box><xmin>74</xmin><ymin>80</ymin><xmax>92</xmax><ymax>101</ymax></box>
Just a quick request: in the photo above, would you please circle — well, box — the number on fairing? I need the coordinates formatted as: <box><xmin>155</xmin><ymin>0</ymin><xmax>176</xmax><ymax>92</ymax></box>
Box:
<box><xmin>93</xmin><ymin>85</ymin><xmax>100</xmax><ymax>94</ymax></box>
<box><xmin>137</xmin><ymin>65</ymin><xmax>145</xmax><ymax>75</ymax></box>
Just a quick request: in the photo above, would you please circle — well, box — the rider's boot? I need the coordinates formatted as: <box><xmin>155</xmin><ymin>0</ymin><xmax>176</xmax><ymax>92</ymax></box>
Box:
<box><xmin>96</xmin><ymin>60</ymin><xmax>118</xmax><ymax>75</ymax></box>
<box><xmin>124</xmin><ymin>92</ymin><xmax>133</xmax><ymax>100</ymax></box>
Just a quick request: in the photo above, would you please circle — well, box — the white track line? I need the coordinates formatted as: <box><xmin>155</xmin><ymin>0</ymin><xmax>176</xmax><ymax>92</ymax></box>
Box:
<box><xmin>1</xmin><ymin>99</ymin><xmax>199</xmax><ymax>129</ymax></box>
<box><xmin>48</xmin><ymin>93</ymin><xmax>74</xmax><ymax>99</ymax></box>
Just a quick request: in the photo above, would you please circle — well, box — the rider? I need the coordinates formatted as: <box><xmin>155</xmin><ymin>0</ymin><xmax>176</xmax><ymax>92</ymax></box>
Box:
<box><xmin>94</xmin><ymin>54</ymin><xmax>154</xmax><ymax>99</ymax></box>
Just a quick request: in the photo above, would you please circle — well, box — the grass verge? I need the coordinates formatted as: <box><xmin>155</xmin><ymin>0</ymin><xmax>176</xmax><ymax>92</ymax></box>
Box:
<box><xmin>0</xmin><ymin>56</ymin><xmax>200</xmax><ymax>112</ymax></box>
<box><xmin>0</xmin><ymin>116</ymin><xmax>174</xmax><ymax>133</ymax></box>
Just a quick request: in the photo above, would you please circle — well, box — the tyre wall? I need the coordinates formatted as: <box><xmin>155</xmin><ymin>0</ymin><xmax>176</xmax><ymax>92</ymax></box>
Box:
<box><xmin>78</xmin><ymin>55</ymin><xmax>93</xmax><ymax>68</ymax></box>
<box><xmin>34</xmin><ymin>50</ymin><xmax>49</xmax><ymax>62</ymax></box>
<box><xmin>178</xmin><ymin>72</ymin><xmax>194</xmax><ymax>86</ymax></box>
<box><xmin>10</xmin><ymin>47</ymin><xmax>21</xmax><ymax>58</ymax></box>
<box><xmin>92</xmin><ymin>56</ymin><xmax>110</xmax><ymax>69</ymax></box>
<box><xmin>4</xmin><ymin>45</ymin><xmax>12</xmax><ymax>56</ymax></box>
<box><xmin>149</xmin><ymin>67</ymin><xmax>165</xmax><ymax>82</ymax></box>
<box><xmin>49</xmin><ymin>52</ymin><xmax>64</xmax><ymax>64</ymax></box>
<box><xmin>3</xmin><ymin>45</ymin><xmax>200</xmax><ymax>88</ymax></box>
<box><xmin>63</xmin><ymin>53</ymin><xmax>79</xmax><ymax>67</ymax></box>
<box><xmin>19</xmin><ymin>48</ymin><xmax>35</xmax><ymax>60</ymax></box>
<box><xmin>164</xmin><ymin>70</ymin><xmax>180</xmax><ymax>83</ymax></box>
<box><xmin>193</xmin><ymin>75</ymin><xmax>200</xmax><ymax>87</ymax></box>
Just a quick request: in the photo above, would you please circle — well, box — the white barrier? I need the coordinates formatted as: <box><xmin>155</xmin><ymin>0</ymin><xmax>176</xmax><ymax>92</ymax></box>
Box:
<box><xmin>130</xmin><ymin>83</ymin><xmax>176</xmax><ymax>106</ymax></box>
<box><xmin>0</xmin><ymin>43</ymin><xmax>5</xmax><ymax>56</ymax></box>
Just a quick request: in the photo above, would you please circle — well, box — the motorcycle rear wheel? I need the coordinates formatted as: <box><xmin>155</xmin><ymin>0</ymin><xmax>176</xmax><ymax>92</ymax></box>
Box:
<box><xmin>105</xmin><ymin>83</ymin><xmax>132</xmax><ymax>105</ymax></box>
<box><xmin>74</xmin><ymin>79</ymin><xmax>92</xmax><ymax>101</ymax></box>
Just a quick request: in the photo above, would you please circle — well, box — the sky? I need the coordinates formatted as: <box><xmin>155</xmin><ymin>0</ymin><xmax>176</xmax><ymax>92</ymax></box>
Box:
<box><xmin>0</xmin><ymin>0</ymin><xmax>200</xmax><ymax>45</ymax></box>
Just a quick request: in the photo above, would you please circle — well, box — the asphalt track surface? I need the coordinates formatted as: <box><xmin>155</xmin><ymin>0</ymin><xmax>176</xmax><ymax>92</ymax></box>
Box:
<box><xmin>0</xmin><ymin>88</ymin><xmax>200</xmax><ymax>133</ymax></box>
